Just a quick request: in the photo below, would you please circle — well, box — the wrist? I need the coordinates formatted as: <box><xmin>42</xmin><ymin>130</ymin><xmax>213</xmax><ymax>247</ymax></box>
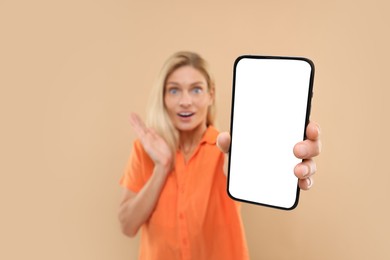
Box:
<box><xmin>154</xmin><ymin>160</ymin><xmax>172</xmax><ymax>175</ymax></box>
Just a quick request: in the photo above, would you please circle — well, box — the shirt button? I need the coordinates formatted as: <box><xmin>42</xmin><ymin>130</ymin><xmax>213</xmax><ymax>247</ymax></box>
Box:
<box><xmin>179</xmin><ymin>213</ymin><xmax>184</xmax><ymax>219</ymax></box>
<box><xmin>182</xmin><ymin>238</ymin><xmax>187</xmax><ymax>245</ymax></box>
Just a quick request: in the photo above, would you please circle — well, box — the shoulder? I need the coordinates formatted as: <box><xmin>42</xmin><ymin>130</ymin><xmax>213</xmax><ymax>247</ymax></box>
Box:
<box><xmin>198</xmin><ymin>126</ymin><xmax>224</xmax><ymax>162</ymax></box>
<box><xmin>202</xmin><ymin>125</ymin><xmax>220</xmax><ymax>145</ymax></box>
<box><xmin>130</xmin><ymin>139</ymin><xmax>144</xmax><ymax>157</ymax></box>
<box><xmin>131</xmin><ymin>139</ymin><xmax>154</xmax><ymax>165</ymax></box>
<box><xmin>133</xmin><ymin>139</ymin><xmax>143</xmax><ymax>152</ymax></box>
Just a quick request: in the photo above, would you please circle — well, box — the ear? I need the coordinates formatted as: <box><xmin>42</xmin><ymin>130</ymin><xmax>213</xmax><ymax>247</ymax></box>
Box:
<box><xmin>208</xmin><ymin>86</ymin><xmax>215</xmax><ymax>106</ymax></box>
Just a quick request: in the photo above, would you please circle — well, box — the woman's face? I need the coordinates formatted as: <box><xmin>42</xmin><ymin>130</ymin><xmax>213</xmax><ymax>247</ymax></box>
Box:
<box><xmin>164</xmin><ymin>65</ymin><xmax>214</xmax><ymax>133</ymax></box>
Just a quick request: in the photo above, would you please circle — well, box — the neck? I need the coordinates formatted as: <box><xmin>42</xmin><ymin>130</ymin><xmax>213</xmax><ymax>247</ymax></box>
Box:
<box><xmin>179</xmin><ymin>123</ymin><xmax>208</xmax><ymax>155</ymax></box>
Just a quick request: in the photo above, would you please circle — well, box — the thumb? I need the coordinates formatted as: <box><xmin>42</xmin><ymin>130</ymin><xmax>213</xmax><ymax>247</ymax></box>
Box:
<box><xmin>217</xmin><ymin>132</ymin><xmax>231</xmax><ymax>154</ymax></box>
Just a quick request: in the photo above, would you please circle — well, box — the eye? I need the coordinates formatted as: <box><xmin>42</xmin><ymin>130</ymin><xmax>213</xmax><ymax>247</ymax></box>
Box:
<box><xmin>192</xmin><ymin>87</ymin><xmax>203</xmax><ymax>94</ymax></box>
<box><xmin>168</xmin><ymin>88</ymin><xmax>179</xmax><ymax>95</ymax></box>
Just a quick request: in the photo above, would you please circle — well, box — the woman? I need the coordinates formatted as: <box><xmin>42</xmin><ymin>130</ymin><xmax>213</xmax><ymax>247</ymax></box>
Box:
<box><xmin>118</xmin><ymin>51</ymin><xmax>321</xmax><ymax>260</ymax></box>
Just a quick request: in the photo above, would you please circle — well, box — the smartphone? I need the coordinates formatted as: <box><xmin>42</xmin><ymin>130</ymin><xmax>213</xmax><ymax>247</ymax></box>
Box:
<box><xmin>227</xmin><ymin>55</ymin><xmax>315</xmax><ymax>210</ymax></box>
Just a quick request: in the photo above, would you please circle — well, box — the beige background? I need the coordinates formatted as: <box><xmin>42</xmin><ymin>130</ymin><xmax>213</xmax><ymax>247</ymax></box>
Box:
<box><xmin>1</xmin><ymin>0</ymin><xmax>389</xmax><ymax>259</ymax></box>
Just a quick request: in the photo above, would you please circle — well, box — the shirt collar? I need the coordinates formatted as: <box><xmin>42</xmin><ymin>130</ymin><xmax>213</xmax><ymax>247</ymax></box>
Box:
<box><xmin>200</xmin><ymin>125</ymin><xmax>218</xmax><ymax>145</ymax></box>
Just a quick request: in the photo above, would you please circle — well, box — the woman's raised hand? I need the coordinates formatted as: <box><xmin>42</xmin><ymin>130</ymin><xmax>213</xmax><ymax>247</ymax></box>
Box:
<box><xmin>129</xmin><ymin>113</ymin><xmax>173</xmax><ymax>171</ymax></box>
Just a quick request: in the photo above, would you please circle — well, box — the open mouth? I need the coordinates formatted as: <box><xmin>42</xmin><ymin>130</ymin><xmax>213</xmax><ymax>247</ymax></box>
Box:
<box><xmin>178</xmin><ymin>112</ymin><xmax>194</xmax><ymax>118</ymax></box>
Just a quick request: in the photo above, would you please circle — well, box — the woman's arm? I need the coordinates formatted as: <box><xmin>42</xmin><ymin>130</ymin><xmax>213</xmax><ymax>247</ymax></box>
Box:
<box><xmin>118</xmin><ymin>164</ymin><xmax>170</xmax><ymax>237</ymax></box>
<box><xmin>119</xmin><ymin>113</ymin><xmax>173</xmax><ymax>237</ymax></box>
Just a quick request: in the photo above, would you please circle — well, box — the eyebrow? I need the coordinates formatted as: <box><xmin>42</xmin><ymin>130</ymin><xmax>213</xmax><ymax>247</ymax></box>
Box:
<box><xmin>166</xmin><ymin>81</ymin><xmax>206</xmax><ymax>86</ymax></box>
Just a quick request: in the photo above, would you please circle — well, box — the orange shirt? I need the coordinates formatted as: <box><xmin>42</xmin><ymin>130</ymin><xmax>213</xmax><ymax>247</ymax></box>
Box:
<box><xmin>120</xmin><ymin>126</ymin><xmax>249</xmax><ymax>260</ymax></box>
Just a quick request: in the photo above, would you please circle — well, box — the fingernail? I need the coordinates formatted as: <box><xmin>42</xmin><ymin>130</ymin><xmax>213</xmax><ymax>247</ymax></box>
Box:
<box><xmin>316</xmin><ymin>124</ymin><xmax>321</xmax><ymax>135</ymax></box>
<box><xmin>302</xmin><ymin>165</ymin><xmax>309</xmax><ymax>177</ymax></box>
<box><xmin>306</xmin><ymin>178</ymin><xmax>312</xmax><ymax>188</ymax></box>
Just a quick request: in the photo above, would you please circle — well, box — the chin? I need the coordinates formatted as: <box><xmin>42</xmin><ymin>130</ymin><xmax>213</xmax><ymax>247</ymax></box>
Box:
<box><xmin>175</xmin><ymin>125</ymin><xmax>197</xmax><ymax>132</ymax></box>
<box><xmin>174</xmin><ymin>122</ymin><xmax>204</xmax><ymax>133</ymax></box>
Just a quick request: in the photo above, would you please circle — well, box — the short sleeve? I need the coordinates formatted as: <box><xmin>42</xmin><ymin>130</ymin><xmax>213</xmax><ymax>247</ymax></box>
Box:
<box><xmin>119</xmin><ymin>140</ymin><xmax>154</xmax><ymax>193</ymax></box>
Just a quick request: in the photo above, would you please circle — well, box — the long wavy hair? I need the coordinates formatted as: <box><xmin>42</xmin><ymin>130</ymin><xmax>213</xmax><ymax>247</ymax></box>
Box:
<box><xmin>146</xmin><ymin>51</ymin><xmax>216</xmax><ymax>156</ymax></box>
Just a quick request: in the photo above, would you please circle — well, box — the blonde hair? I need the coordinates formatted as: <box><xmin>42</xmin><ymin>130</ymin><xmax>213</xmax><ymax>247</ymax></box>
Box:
<box><xmin>146</xmin><ymin>51</ymin><xmax>216</xmax><ymax>155</ymax></box>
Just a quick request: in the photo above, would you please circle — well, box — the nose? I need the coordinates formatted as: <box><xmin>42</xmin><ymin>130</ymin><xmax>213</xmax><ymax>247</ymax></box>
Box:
<box><xmin>179</xmin><ymin>91</ymin><xmax>192</xmax><ymax>106</ymax></box>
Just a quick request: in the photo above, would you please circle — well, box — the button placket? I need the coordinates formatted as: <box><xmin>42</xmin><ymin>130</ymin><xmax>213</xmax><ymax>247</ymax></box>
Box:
<box><xmin>177</xmin><ymin>150</ymin><xmax>191</xmax><ymax>259</ymax></box>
